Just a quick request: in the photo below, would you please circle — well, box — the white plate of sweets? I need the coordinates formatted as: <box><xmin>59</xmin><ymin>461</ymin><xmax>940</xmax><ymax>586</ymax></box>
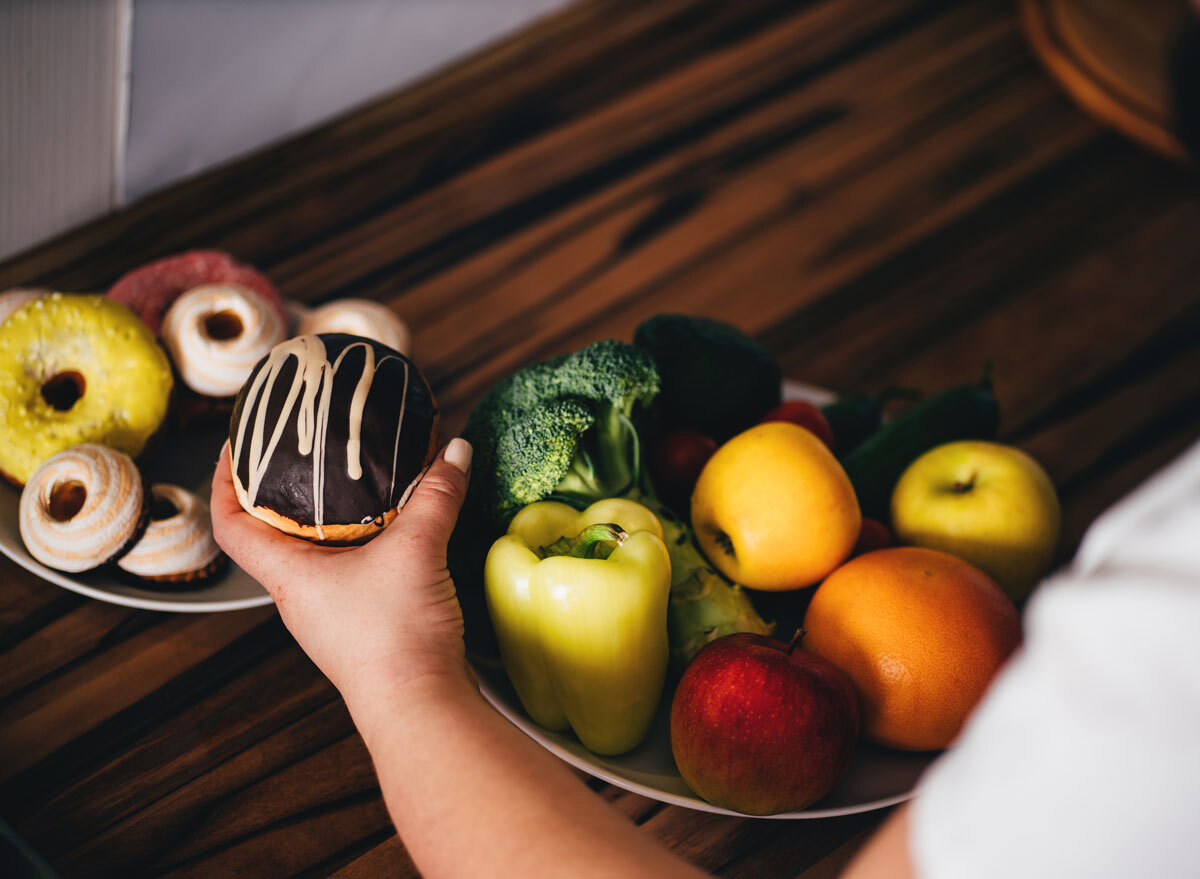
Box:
<box><xmin>0</xmin><ymin>267</ymin><xmax>411</xmax><ymax>614</ymax></box>
<box><xmin>0</xmin><ymin>422</ymin><xmax>273</xmax><ymax>613</ymax></box>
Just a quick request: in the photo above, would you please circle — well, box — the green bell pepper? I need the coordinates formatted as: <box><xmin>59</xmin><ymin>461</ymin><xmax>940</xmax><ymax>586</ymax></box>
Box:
<box><xmin>484</xmin><ymin>498</ymin><xmax>671</xmax><ymax>755</ymax></box>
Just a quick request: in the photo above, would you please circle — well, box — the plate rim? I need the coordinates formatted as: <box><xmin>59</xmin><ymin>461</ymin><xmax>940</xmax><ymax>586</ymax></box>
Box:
<box><xmin>476</xmin><ymin>675</ymin><xmax>915</xmax><ymax>820</ymax></box>
<box><xmin>0</xmin><ymin>543</ymin><xmax>275</xmax><ymax>612</ymax></box>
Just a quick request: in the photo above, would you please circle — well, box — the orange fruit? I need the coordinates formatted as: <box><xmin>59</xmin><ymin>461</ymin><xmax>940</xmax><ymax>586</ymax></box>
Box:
<box><xmin>801</xmin><ymin>547</ymin><xmax>1020</xmax><ymax>750</ymax></box>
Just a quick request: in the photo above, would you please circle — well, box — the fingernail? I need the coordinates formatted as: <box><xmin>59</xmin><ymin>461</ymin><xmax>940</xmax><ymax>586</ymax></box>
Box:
<box><xmin>444</xmin><ymin>437</ymin><xmax>472</xmax><ymax>474</ymax></box>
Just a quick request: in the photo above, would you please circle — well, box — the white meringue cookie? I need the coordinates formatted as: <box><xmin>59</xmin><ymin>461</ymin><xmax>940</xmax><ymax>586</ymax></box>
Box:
<box><xmin>298</xmin><ymin>298</ymin><xmax>411</xmax><ymax>355</ymax></box>
<box><xmin>20</xmin><ymin>444</ymin><xmax>145</xmax><ymax>573</ymax></box>
<box><xmin>117</xmin><ymin>484</ymin><xmax>222</xmax><ymax>580</ymax></box>
<box><xmin>161</xmin><ymin>283</ymin><xmax>287</xmax><ymax>397</ymax></box>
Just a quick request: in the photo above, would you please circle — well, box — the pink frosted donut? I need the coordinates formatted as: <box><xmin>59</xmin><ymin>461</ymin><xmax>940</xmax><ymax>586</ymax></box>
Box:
<box><xmin>108</xmin><ymin>250</ymin><xmax>286</xmax><ymax>335</ymax></box>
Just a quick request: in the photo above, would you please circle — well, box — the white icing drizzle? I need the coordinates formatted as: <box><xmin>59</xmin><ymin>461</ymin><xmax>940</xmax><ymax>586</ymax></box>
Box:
<box><xmin>19</xmin><ymin>444</ymin><xmax>144</xmax><ymax>573</ymax></box>
<box><xmin>297</xmin><ymin>299</ymin><xmax>411</xmax><ymax>355</ymax></box>
<box><xmin>232</xmin><ymin>334</ymin><xmax>410</xmax><ymax>540</ymax></box>
<box><xmin>117</xmin><ymin>484</ymin><xmax>222</xmax><ymax>578</ymax></box>
<box><xmin>389</xmin><ymin>355</ymin><xmax>411</xmax><ymax>499</ymax></box>
<box><xmin>160</xmin><ymin>283</ymin><xmax>287</xmax><ymax>397</ymax></box>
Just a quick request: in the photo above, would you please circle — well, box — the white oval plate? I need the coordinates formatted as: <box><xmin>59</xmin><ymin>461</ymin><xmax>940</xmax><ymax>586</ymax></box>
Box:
<box><xmin>473</xmin><ymin>656</ymin><xmax>930</xmax><ymax>819</ymax></box>
<box><xmin>0</xmin><ymin>423</ymin><xmax>272</xmax><ymax>612</ymax></box>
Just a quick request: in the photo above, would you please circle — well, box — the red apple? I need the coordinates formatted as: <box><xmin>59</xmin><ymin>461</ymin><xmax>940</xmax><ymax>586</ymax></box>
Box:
<box><xmin>670</xmin><ymin>633</ymin><xmax>859</xmax><ymax>815</ymax></box>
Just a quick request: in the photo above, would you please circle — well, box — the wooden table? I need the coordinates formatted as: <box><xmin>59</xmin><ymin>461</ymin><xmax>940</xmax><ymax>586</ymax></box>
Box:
<box><xmin>1</xmin><ymin>0</ymin><xmax>1198</xmax><ymax>875</ymax></box>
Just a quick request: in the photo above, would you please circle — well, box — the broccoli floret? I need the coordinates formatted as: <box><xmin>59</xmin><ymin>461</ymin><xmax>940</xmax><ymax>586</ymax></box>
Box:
<box><xmin>634</xmin><ymin>314</ymin><xmax>781</xmax><ymax>441</ymax></box>
<box><xmin>463</xmin><ymin>340</ymin><xmax>660</xmax><ymax>529</ymax></box>
<box><xmin>456</xmin><ymin>337</ymin><xmax>773</xmax><ymax>668</ymax></box>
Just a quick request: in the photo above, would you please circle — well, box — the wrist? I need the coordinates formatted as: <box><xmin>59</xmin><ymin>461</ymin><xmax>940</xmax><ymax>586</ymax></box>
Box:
<box><xmin>342</xmin><ymin>653</ymin><xmax>480</xmax><ymax>745</ymax></box>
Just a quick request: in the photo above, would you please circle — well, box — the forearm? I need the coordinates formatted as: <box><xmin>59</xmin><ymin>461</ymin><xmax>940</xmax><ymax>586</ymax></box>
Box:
<box><xmin>347</xmin><ymin>673</ymin><xmax>708</xmax><ymax>879</ymax></box>
<box><xmin>841</xmin><ymin>806</ymin><xmax>915</xmax><ymax>879</ymax></box>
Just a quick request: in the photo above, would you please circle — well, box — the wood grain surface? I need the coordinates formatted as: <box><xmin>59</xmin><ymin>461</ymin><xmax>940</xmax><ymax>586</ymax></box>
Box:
<box><xmin>2</xmin><ymin>0</ymin><xmax>1199</xmax><ymax>875</ymax></box>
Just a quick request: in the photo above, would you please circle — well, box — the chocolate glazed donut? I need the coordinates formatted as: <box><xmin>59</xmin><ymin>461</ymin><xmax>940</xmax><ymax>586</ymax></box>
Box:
<box><xmin>228</xmin><ymin>334</ymin><xmax>439</xmax><ymax>545</ymax></box>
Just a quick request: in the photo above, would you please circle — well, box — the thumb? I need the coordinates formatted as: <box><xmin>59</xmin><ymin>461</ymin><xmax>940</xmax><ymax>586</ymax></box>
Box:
<box><xmin>387</xmin><ymin>438</ymin><xmax>472</xmax><ymax>555</ymax></box>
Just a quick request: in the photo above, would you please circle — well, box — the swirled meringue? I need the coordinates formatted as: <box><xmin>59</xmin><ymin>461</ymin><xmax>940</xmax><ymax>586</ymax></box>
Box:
<box><xmin>298</xmin><ymin>299</ymin><xmax>411</xmax><ymax>355</ymax></box>
<box><xmin>161</xmin><ymin>283</ymin><xmax>287</xmax><ymax>397</ymax></box>
<box><xmin>117</xmin><ymin>484</ymin><xmax>223</xmax><ymax>581</ymax></box>
<box><xmin>19</xmin><ymin>444</ymin><xmax>146</xmax><ymax>573</ymax></box>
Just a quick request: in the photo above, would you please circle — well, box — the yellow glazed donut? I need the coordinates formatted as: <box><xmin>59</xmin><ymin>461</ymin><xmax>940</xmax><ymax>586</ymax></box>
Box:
<box><xmin>298</xmin><ymin>299</ymin><xmax>412</xmax><ymax>355</ymax></box>
<box><xmin>117</xmin><ymin>484</ymin><xmax>225</xmax><ymax>583</ymax></box>
<box><xmin>160</xmin><ymin>283</ymin><xmax>287</xmax><ymax>398</ymax></box>
<box><xmin>19</xmin><ymin>444</ymin><xmax>148</xmax><ymax>573</ymax></box>
<box><xmin>0</xmin><ymin>294</ymin><xmax>173</xmax><ymax>485</ymax></box>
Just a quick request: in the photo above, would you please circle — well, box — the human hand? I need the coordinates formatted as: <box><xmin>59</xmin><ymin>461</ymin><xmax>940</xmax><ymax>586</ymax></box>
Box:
<box><xmin>210</xmin><ymin>437</ymin><xmax>475</xmax><ymax>706</ymax></box>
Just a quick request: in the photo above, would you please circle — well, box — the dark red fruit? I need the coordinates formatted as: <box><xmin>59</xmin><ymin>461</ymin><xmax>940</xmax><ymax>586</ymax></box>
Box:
<box><xmin>852</xmin><ymin>518</ymin><xmax>894</xmax><ymax>556</ymax></box>
<box><xmin>761</xmin><ymin>401</ymin><xmax>835</xmax><ymax>450</ymax></box>
<box><xmin>758</xmin><ymin>401</ymin><xmax>835</xmax><ymax>449</ymax></box>
<box><xmin>654</xmin><ymin>429</ymin><xmax>718</xmax><ymax>499</ymax></box>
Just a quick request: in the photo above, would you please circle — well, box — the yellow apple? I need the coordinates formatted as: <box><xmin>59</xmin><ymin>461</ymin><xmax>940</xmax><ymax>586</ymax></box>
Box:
<box><xmin>890</xmin><ymin>440</ymin><xmax>1060</xmax><ymax>601</ymax></box>
<box><xmin>691</xmin><ymin>422</ymin><xmax>861</xmax><ymax>591</ymax></box>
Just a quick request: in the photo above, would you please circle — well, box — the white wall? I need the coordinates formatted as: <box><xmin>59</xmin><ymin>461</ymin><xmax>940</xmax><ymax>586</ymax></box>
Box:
<box><xmin>125</xmin><ymin>0</ymin><xmax>569</xmax><ymax>201</ymax></box>
<box><xmin>0</xmin><ymin>0</ymin><xmax>569</xmax><ymax>260</ymax></box>
<box><xmin>0</xmin><ymin>0</ymin><xmax>128</xmax><ymax>261</ymax></box>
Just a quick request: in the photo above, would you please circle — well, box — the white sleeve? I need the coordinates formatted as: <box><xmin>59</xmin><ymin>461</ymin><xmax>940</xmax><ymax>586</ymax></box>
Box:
<box><xmin>910</xmin><ymin>439</ymin><xmax>1200</xmax><ymax>879</ymax></box>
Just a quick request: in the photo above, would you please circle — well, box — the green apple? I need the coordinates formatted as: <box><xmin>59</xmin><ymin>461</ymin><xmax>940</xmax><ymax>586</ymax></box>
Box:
<box><xmin>890</xmin><ymin>441</ymin><xmax>1060</xmax><ymax>601</ymax></box>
